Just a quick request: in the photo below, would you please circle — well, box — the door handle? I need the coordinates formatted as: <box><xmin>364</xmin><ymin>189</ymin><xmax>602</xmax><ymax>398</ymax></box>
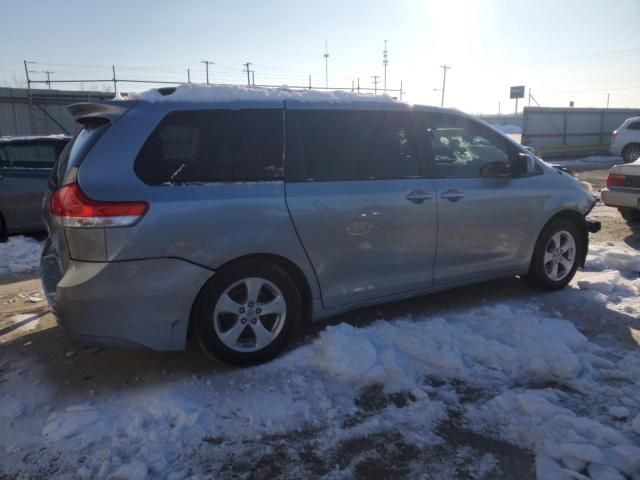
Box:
<box><xmin>405</xmin><ymin>189</ymin><xmax>433</xmax><ymax>204</ymax></box>
<box><xmin>440</xmin><ymin>189</ymin><xmax>465</xmax><ymax>202</ymax></box>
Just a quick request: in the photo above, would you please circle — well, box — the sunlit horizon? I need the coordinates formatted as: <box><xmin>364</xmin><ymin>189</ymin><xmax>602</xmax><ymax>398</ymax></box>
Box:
<box><xmin>2</xmin><ymin>0</ymin><xmax>639</xmax><ymax>113</ymax></box>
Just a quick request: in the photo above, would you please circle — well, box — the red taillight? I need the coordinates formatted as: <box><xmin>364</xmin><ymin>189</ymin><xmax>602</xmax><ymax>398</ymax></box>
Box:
<box><xmin>605</xmin><ymin>174</ymin><xmax>626</xmax><ymax>188</ymax></box>
<box><xmin>50</xmin><ymin>183</ymin><xmax>148</xmax><ymax>228</ymax></box>
<box><xmin>612</xmin><ymin>130</ymin><xmax>617</xmax><ymax>141</ymax></box>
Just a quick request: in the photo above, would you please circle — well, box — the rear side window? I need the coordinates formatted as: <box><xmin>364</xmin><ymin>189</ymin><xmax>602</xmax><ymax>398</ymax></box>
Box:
<box><xmin>286</xmin><ymin>110</ymin><xmax>419</xmax><ymax>182</ymax></box>
<box><xmin>55</xmin><ymin>123</ymin><xmax>108</xmax><ymax>187</ymax></box>
<box><xmin>0</xmin><ymin>142</ymin><xmax>60</xmax><ymax>169</ymax></box>
<box><xmin>627</xmin><ymin>121</ymin><xmax>640</xmax><ymax>130</ymax></box>
<box><xmin>135</xmin><ymin>109</ymin><xmax>284</xmax><ymax>185</ymax></box>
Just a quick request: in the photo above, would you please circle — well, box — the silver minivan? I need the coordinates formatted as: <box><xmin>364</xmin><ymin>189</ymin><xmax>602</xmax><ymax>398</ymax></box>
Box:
<box><xmin>41</xmin><ymin>86</ymin><xmax>600</xmax><ymax>365</ymax></box>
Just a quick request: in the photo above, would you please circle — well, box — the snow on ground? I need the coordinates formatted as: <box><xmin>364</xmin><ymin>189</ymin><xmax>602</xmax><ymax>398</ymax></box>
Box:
<box><xmin>577</xmin><ymin>243</ymin><xmax>640</xmax><ymax>318</ymax></box>
<box><xmin>0</xmin><ymin>235</ymin><xmax>43</xmax><ymax>276</ymax></box>
<box><xmin>121</xmin><ymin>83</ymin><xmax>397</xmax><ymax>104</ymax></box>
<box><xmin>492</xmin><ymin>124</ymin><xmax>523</xmax><ymax>135</ymax></box>
<box><xmin>0</xmin><ymin>241</ymin><xmax>639</xmax><ymax>479</ymax></box>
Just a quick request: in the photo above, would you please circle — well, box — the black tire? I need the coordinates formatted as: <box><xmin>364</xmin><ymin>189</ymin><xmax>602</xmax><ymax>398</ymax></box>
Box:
<box><xmin>622</xmin><ymin>143</ymin><xmax>640</xmax><ymax>163</ymax></box>
<box><xmin>0</xmin><ymin>212</ymin><xmax>7</xmax><ymax>243</ymax></box>
<box><xmin>193</xmin><ymin>259</ymin><xmax>302</xmax><ymax>366</ymax></box>
<box><xmin>522</xmin><ymin>218</ymin><xmax>583</xmax><ymax>291</ymax></box>
<box><xmin>619</xmin><ymin>207</ymin><xmax>640</xmax><ymax>223</ymax></box>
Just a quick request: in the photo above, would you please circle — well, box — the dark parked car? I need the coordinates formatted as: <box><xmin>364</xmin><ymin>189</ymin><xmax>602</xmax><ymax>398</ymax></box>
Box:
<box><xmin>0</xmin><ymin>135</ymin><xmax>70</xmax><ymax>241</ymax></box>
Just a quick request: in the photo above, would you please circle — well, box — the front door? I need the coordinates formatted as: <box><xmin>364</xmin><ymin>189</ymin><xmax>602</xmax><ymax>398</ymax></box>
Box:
<box><xmin>414</xmin><ymin>112</ymin><xmax>535</xmax><ymax>285</ymax></box>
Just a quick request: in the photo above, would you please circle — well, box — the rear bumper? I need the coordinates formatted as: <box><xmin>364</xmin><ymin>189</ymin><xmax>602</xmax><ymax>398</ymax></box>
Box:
<box><xmin>41</xmin><ymin>242</ymin><xmax>212</xmax><ymax>350</ymax></box>
<box><xmin>601</xmin><ymin>188</ymin><xmax>640</xmax><ymax>209</ymax></box>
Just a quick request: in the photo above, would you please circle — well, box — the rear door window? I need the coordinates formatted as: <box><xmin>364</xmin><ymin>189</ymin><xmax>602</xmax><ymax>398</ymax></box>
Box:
<box><xmin>285</xmin><ymin>109</ymin><xmax>419</xmax><ymax>182</ymax></box>
<box><xmin>134</xmin><ymin>109</ymin><xmax>284</xmax><ymax>185</ymax></box>
<box><xmin>0</xmin><ymin>143</ymin><xmax>59</xmax><ymax>169</ymax></box>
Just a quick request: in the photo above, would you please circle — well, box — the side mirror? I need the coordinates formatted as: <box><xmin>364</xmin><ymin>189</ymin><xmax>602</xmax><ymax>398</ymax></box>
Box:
<box><xmin>515</xmin><ymin>153</ymin><xmax>537</xmax><ymax>177</ymax></box>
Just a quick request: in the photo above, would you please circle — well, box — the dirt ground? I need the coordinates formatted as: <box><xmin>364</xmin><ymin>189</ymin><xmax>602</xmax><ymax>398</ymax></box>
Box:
<box><xmin>0</xmin><ymin>168</ymin><xmax>638</xmax><ymax>479</ymax></box>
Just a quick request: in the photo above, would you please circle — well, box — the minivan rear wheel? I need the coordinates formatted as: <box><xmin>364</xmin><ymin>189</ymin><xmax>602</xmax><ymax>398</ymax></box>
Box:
<box><xmin>193</xmin><ymin>260</ymin><xmax>301</xmax><ymax>366</ymax></box>
<box><xmin>522</xmin><ymin>218</ymin><xmax>582</xmax><ymax>290</ymax></box>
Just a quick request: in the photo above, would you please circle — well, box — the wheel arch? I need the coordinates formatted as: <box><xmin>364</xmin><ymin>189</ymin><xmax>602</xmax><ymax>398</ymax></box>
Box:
<box><xmin>188</xmin><ymin>253</ymin><xmax>314</xmax><ymax>339</ymax></box>
<box><xmin>535</xmin><ymin>209</ymin><xmax>588</xmax><ymax>268</ymax></box>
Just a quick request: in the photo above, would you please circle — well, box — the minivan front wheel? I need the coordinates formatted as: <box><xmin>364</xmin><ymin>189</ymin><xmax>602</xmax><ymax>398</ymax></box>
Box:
<box><xmin>523</xmin><ymin>219</ymin><xmax>582</xmax><ymax>290</ymax></box>
<box><xmin>193</xmin><ymin>260</ymin><xmax>301</xmax><ymax>366</ymax></box>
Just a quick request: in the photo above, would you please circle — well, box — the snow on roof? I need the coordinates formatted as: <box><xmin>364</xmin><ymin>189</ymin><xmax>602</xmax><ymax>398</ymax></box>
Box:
<box><xmin>119</xmin><ymin>83</ymin><xmax>399</xmax><ymax>105</ymax></box>
<box><xmin>0</xmin><ymin>134</ymin><xmax>70</xmax><ymax>143</ymax></box>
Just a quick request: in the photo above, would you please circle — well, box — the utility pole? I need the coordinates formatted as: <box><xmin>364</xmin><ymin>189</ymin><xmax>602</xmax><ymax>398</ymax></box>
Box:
<box><xmin>309</xmin><ymin>75</ymin><xmax>312</xmax><ymax>90</ymax></box>
<box><xmin>187</xmin><ymin>68</ymin><xmax>191</xmax><ymax>83</ymax></box>
<box><xmin>24</xmin><ymin>60</ymin><xmax>34</xmax><ymax>134</ymax></box>
<box><xmin>498</xmin><ymin>101</ymin><xmax>501</xmax><ymax>115</ymax></box>
<box><xmin>528</xmin><ymin>88</ymin><xmax>531</xmax><ymax>107</ymax></box>
<box><xmin>43</xmin><ymin>70</ymin><xmax>54</xmax><ymax>89</ymax></box>
<box><xmin>383</xmin><ymin>40</ymin><xmax>389</xmax><ymax>93</ymax></box>
<box><xmin>201</xmin><ymin>60</ymin><xmax>214</xmax><ymax>84</ymax></box>
<box><xmin>440</xmin><ymin>64</ymin><xmax>451</xmax><ymax>107</ymax></box>
<box><xmin>357</xmin><ymin>77</ymin><xmax>360</xmax><ymax>93</ymax></box>
<box><xmin>251</xmin><ymin>70</ymin><xmax>255</xmax><ymax>86</ymax></box>
<box><xmin>400</xmin><ymin>80</ymin><xmax>403</xmax><ymax>101</ymax></box>
<box><xmin>112</xmin><ymin>65</ymin><xmax>117</xmax><ymax>95</ymax></box>
<box><xmin>324</xmin><ymin>40</ymin><xmax>330</xmax><ymax>89</ymax></box>
<box><xmin>243</xmin><ymin>62</ymin><xmax>252</xmax><ymax>86</ymax></box>
<box><xmin>606</xmin><ymin>93</ymin><xmax>610</xmax><ymax>109</ymax></box>
<box><xmin>371</xmin><ymin>75</ymin><xmax>380</xmax><ymax>94</ymax></box>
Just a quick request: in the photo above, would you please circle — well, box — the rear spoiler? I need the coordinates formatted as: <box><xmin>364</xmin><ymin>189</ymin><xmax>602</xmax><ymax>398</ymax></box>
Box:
<box><xmin>68</xmin><ymin>100</ymin><xmax>137</xmax><ymax>125</ymax></box>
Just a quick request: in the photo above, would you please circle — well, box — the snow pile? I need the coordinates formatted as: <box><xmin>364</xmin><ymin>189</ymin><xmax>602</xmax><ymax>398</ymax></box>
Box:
<box><xmin>0</xmin><ymin>235</ymin><xmax>43</xmax><ymax>276</ymax></box>
<box><xmin>492</xmin><ymin>124</ymin><xmax>522</xmax><ymax>135</ymax></box>
<box><xmin>3</xmin><ymin>300</ymin><xmax>640</xmax><ymax>478</ymax></box>
<box><xmin>577</xmin><ymin>243</ymin><xmax>640</xmax><ymax>317</ymax></box>
<box><xmin>122</xmin><ymin>83</ymin><xmax>398</xmax><ymax>104</ymax></box>
<box><xmin>289</xmin><ymin>304</ymin><xmax>590</xmax><ymax>390</ymax></box>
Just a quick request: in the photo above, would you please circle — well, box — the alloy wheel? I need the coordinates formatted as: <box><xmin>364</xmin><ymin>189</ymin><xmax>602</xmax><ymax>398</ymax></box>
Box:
<box><xmin>213</xmin><ymin>277</ymin><xmax>287</xmax><ymax>352</ymax></box>
<box><xmin>543</xmin><ymin>230</ymin><xmax>576</xmax><ymax>281</ymax></box>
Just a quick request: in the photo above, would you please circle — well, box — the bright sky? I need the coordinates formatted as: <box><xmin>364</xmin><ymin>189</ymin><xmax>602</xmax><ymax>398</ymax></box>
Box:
<box><xmin>2</xmin><ymin>0</ymin><xmax>639</xmax><ymax>113</ymax></box>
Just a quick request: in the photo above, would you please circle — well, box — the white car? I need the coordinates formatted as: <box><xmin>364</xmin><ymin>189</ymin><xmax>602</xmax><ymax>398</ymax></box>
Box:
<box><xmin>610</xmin><ymin>117</ymin><xmax>640</xmax><ymax>163</ymax></box>
<box><xmin>602</xmin><ymin>158</ymin><xmax>640</xmax><ymax>222</ymax></box>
